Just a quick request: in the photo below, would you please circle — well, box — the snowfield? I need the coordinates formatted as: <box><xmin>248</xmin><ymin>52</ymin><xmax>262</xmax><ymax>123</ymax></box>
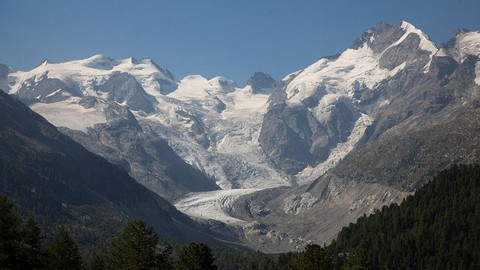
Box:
<box><xmin>30</xmin><ymin>99</ymin><xmax>107</xmax><ymax>132</ymax></box>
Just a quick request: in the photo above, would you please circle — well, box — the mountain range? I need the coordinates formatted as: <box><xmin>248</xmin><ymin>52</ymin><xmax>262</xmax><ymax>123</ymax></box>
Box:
<box><xmin>1</xmin><ymin>21</ymin><xmax>479</xmax><ymax>252</ymax></box>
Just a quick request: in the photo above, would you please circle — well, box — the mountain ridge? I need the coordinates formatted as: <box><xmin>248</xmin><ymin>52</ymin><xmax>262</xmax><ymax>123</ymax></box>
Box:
<box><xmin>1</xmin><ymin>20</ymin><xmax>479</xmax><ymax>252</ymax></box>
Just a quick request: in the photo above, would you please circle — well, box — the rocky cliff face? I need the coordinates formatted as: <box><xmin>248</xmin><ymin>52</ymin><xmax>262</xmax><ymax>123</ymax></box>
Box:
<box><xmin>95</xmin><ymin>72</ymin><xmax>156</xmax><ymax>113</ymax></box>
<box><xmin>247</xmin><ymin>72</ymin><xmax>277</xmax><ymax>94</ymax></box>
<box><xmin>258</xmin><ymin>22</ymin><xmax>479</xmax><ymax>180</ymax></box>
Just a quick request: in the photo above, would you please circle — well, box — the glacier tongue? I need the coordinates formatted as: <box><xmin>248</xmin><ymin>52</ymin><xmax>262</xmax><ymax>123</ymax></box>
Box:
<box><xmin>174</xmin><ymin>189</ymin><xmax>260</xmax><ymax>225</ymax></box>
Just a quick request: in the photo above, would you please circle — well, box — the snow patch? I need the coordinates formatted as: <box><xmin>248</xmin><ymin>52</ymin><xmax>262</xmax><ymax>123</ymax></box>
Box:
<box><xmin>30</xmin><ymin>99</ymin><xmax>107</xmax><ymax>132</ymax></box>
<box><xmin>449</xmin><ymin>31</ymin><xmax>480</xmax><ymax>63</ymax></box>
<box><xmin>45</xmin><ymin>88</ymin><xmax>62</xmax><ymax>97</ymax></box>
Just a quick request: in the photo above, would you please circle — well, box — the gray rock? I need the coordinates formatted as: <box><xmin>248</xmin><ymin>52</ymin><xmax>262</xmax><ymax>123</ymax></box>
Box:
<box><xmin>247</xmin><ymin>72</ymin><xmax>277</xmax><ymax>94</ymax></box>
<box><xmin>16</xmin><ymin>75</ymin><xmax>82</xmax><ymax>103</ymax></box>
<box><xmin>95</xmin><ymin>72</ymin><xmax>156</xmax><ymax>113</ymax></box>
<box><xmin>379</xmin><ymin>33</ymin><xmax>431</xmax><ymax>70</ymax></box>
<box><xmin>351</xmin><ymin>21</ymin><xmax>406</xmax><ymax>53</ymax></box>
<box><xmin>259</xmin><ymin>99</ymin><xmax>359</xmax><ymax>174</ymax></box>
<box><xmin>61</xmin><ymin>102</ymin><xmax>219</xmax><ymax>201</ymax></box>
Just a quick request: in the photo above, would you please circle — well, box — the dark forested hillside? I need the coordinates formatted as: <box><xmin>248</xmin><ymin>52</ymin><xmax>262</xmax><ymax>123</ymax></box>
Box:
<box><xmin>329</xmin><ymin>164</ymin><xmax>480</xmax><ymax>269</ymax></box>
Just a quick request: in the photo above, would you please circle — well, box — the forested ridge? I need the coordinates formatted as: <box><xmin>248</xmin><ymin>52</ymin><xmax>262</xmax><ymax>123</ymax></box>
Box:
<box><xmin>329</xmin><ymin>164</ymin><xmax>480</xmax><ymax>269</ymax></box>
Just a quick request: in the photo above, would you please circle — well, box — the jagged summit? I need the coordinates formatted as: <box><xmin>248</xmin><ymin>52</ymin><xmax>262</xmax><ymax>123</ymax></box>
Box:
<box><xmin>351</xmin><ymin>21</ymin><xmax>436</xmax><ymax>54</ymax></box>
<box><xmin>282</xmin><ymin>21</ymin><xmax>439</xmax><ymax>107</ymax></box>
<box><xmin>247</xmin><ymin>72</ymin><xmax>277</xmax><ymax>94</ymax></box>
<box><xmin>8</xmin><ymin>54</ymin><xmax>178</xmax><ymax>97</ymax></box>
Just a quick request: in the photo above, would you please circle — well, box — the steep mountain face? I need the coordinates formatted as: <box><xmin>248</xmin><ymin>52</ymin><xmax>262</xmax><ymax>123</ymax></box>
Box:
<box><xmin>230</xmin><ymin>24</ymin><xmax>480</xmax><ymax>251</ymax></box>
<box><xmin>1</xmin><ymin>21</ymin><xmax>479</xmax><ymax>253</ymax></box>
<box><xmin>95</xmin><ymin>72</ymin><xmax>156</xmax><ymax>113</ymax></box>
<box><xmin>0</xmin><ymin>91</ymin><xmax>243</xmax><ymax>250</ymax></box>
<box><xmin>259</xmin><ymin>21</ymin><xmax>440</xmax><ymax>176</ymax></box>
<box><xmin>4</xmin><ymin>56</ymin><xmax>225</xmax><ymax>200</ymax></box>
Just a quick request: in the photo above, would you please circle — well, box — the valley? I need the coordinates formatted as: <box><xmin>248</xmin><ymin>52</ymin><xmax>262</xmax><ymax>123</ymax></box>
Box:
<box><xmin>1</xmin><ymin>21</ymin><xmax>480</xmax><ymax>252</ymax></box>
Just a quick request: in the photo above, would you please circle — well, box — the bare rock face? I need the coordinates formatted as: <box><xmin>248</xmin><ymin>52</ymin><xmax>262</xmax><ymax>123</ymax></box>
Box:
<box><xmin>16</xmin><ymin>75</ymin><xmax>83</xmax><ymax>103</ymax></box>
<box><xmin>351</xmin><ymin>21</ymin><xmax>406</xmax><ymax>53</ymax></box>
<box><xmin>379</xmin><ymin>33</ymin><xmax>431</xmax><ymax>70</ymax></box>
<box><xmin>259</xmin><ymin>100</ymin><xmax>359</xmax><ymax>174</ymax></box>
<box><xmin>247</xmin><ymin>72</ymin><xmax>277</xmax><ymax>94</ymax></box>
<box><xmin>95</xmin><ymin>72</ymin><xmax>156</xmax><ymax>113</ymax></box>
<box><xmin>60</xmin><ymin>101</ymin><xmax>219</xmax><ymax>201</ymax></box>
<box><xmin>258</xmin><ymin>21</ymin><xmax>450</xmax><ymax>175</ymax></box>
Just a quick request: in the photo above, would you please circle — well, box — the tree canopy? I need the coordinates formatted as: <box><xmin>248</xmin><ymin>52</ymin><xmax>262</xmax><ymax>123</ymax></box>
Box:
<box><xmin>107</xmin><ymin>219</ymin><xmax>172</xmax><ymax>270</ymax></box>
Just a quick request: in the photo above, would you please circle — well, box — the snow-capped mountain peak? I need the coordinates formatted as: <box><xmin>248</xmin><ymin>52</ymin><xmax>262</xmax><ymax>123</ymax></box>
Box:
<box><xmin>398</xmin><ymin>21</ymin><xmax>437</xmax><ymax>54</ymax></box>
<box><xmin>8</xmin><ymin>55</ymin><xmax>177</xmax><ymax>97</ymax></box>
<box><xmin>283</xmin><ymin>21</ymin><xmax>438</xmax><ymax>106</ymax></box>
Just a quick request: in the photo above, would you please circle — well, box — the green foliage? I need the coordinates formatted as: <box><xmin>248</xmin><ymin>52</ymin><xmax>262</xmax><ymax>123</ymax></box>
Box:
<box><xmin>0</xmin><ymin>196</ymin><xmax>23</xmax><ymax>269</ymax></box>
<box><xmin>47</xmin><ymin>226</ymin><xmax>83</xmax><ymax>270</ymax></box>
<box><xmin>85</xmin><ymin>253</ymin><xmax>107</xmax><ymax>270</ymax></box>
<box><xmin>209</xmin><ymin>248</ymin><xmax>294</xmax><ymax>270</ymax></box>
<box><xmin>293</xmin><ymin>244</ymin><xmax>330</xmax><ymax>270</ymax></box>
<box><xmin>176</xmin><ymin>242</ymin><xmax>217</xmax><ymax>270</ymax></box>
<box><xmin>329</xmin><ymin>164</ymin><xmax>480</xmax><ymax>269</ymax></box>
<box><xmin>107</xmin><ymin>219</ymin><xmax>172</xmax><ymax>270</ymax></box>
<box><xmin>340</xmin><ymin>248</ymin><xmax>369</xmax><ymax>270</ymax></box>
<box><xmin>21</xmin><ymin>216</ymin><xmax>47</xmax><ymax>269</ymax></box>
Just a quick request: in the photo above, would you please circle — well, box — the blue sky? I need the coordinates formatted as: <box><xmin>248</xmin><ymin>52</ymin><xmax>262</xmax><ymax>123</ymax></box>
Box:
<box><xmin>1</xmin><ymin>0</ymin><xmax>479</xmax><ymax>84</ymax></box>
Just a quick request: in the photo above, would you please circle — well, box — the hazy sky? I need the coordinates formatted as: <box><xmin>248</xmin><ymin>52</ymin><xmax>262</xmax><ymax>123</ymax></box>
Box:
<box><xmin>1</xmin><ymin>0</ymin><xmax>479</xmax><ymax>84</ymax></box>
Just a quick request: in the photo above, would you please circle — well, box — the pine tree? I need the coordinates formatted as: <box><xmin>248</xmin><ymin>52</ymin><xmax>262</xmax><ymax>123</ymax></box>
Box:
<box><xmin>47</xmin><ymin>226</ymin><xmax>83</xmax><ymax>270</ymax></box>
<box><xmin>107</xmin><ymin>219</ymin><xmax>172</xmax><ymax>270</ymax></box>
<box><xmin>341</xmin><ymin>248</ymin><xmax>369</xmax><ymax>270</ymax></box>
<box><xmin>85</xmin><ymin>253</ymin><xmax>107</xmax><ymax>270</ymax></box>
<box><xmin>176</xmin><ymin>242</ymin><xmax>217</xmax><ymax>270</ymax></box>
<box><xmin>295</xmin><ymin>244</ymin><xmax>330</xmax><ymax>270</ymax></box>
<box><xmin>21</xmin><ymin>216</ymin><xmax>47</xmax><ymax>269</ymax></box>
<box><xmin>0</xmin><ymin>195</ymin><xmax>23</xmax><ymax>269</ymax></box>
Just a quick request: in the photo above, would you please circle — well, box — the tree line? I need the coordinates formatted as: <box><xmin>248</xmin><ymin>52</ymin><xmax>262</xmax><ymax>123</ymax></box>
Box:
<box><xmin>2</xmin><ymin>163</ymin><xmax>479</xmax><ymax>269</ymax></box>
<box><xmin>0</xmin><ymin>193</ymin><xmax>366</xmax><ymax>270</ymax></box>
<box><xmin>0</xmin><ymin>195</ymin><xmax>218</xmax><ymax>270</ymax></box>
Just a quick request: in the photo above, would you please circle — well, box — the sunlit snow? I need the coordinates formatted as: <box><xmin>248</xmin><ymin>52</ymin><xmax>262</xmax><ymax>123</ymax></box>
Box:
<box><xmin>449</xmin><ymin>31</ymin><xmax>480</xmax><ymax>63</ymax></box>
<box><xmin>30</xmin><ymin>100</ymin><xmax>107</xmax><ymax>132</ymax></box>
